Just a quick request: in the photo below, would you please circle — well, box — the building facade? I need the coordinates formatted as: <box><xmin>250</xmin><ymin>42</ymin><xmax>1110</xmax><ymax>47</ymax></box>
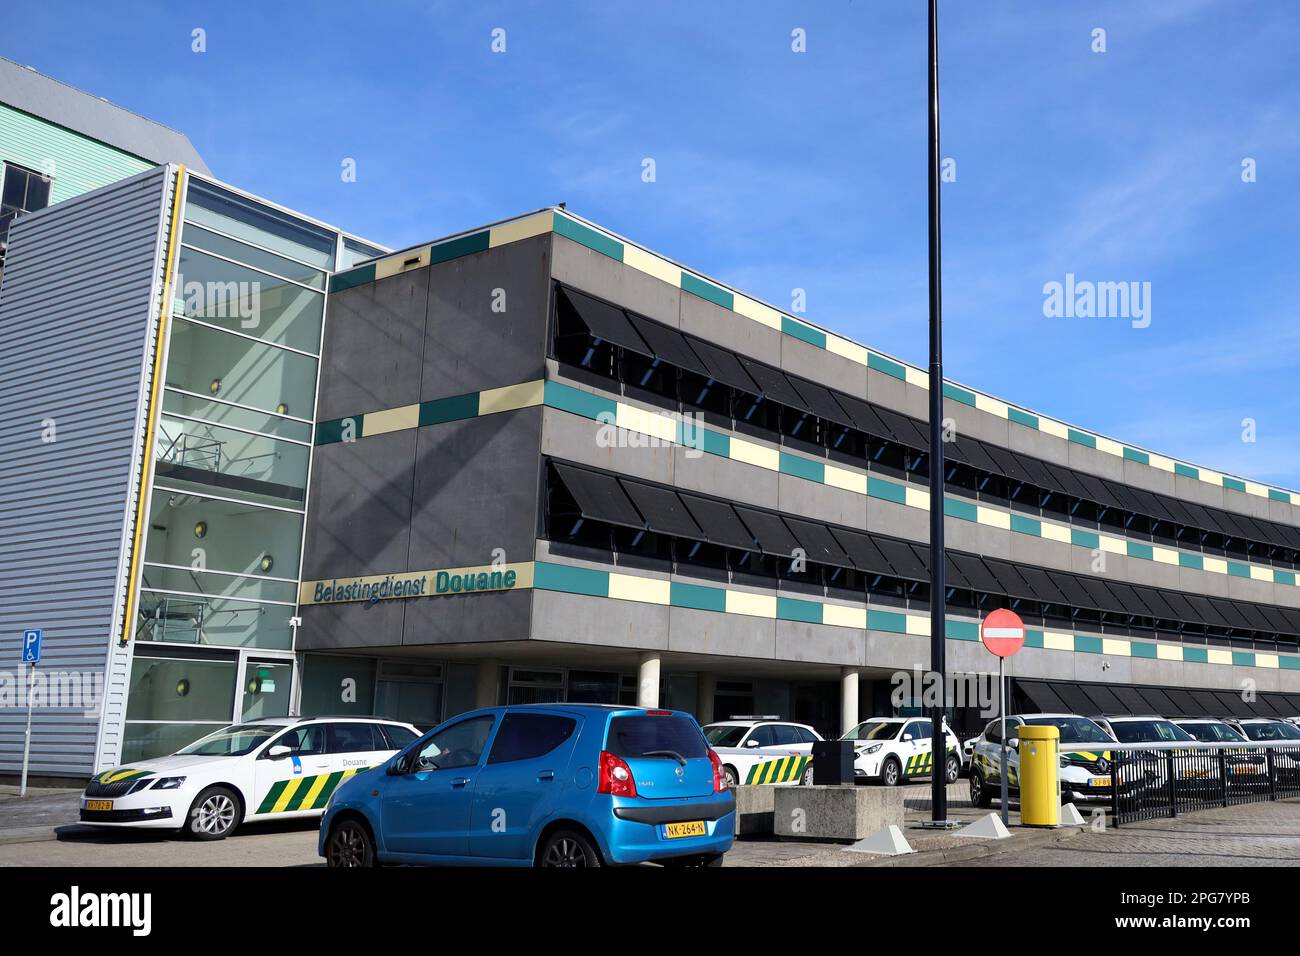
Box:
<box><xmin>4</xmin><ymin>171</ymin><xmax>1300</xmax><ymax>779</ymax></box>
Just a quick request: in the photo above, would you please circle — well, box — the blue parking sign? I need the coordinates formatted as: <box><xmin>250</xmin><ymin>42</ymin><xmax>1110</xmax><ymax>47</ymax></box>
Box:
<box><xmin>21</xmin><ymin>629</ymin><xmax>42</xmax><ymax>664</ymax></box>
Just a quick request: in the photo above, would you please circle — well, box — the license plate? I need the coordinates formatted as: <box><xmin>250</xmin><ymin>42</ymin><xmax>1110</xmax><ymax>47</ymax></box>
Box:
<box><xmin>663</xmin><ymin>820</ymin><xmax>706</xmax><ymax>839</ymax></box>
<box><xmin>85</xmin><ymin>800</ymin><xmax>113</xmax><ymax>812</ymax></box>
<box><xmin>1231</xmin><ymin>765</ymin><xmax>1258</xmax><ymax>775</ymax></box>
<box><xmin>1089</xmin><ymin>777</ymin><xmax>1111</xmax><ymax>788</ymax></box>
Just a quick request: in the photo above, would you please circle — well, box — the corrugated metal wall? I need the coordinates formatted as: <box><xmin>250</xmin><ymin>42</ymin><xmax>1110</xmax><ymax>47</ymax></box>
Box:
<box><xmin>0</xmin><ymin>166</ymin><xmax>173</xmax><ymax>778</ymax></box>
<box><xmin>0</xmin><ymin>103</ymin><xmax>153</xmax><ymax>204</ymax></box>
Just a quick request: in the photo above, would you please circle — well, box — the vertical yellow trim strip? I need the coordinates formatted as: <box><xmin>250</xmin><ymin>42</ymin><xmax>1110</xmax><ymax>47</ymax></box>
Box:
<box><xmin>120</xmin><ymin>165</ymin><xmax>186</xmax><ymax>645</ymax></box>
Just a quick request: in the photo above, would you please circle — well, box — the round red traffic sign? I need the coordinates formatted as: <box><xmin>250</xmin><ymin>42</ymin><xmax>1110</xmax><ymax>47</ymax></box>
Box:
<box><xmin>980</xmin><ymin>608</ymin><xmax>1025</xmax><ymax>658</ymax></box>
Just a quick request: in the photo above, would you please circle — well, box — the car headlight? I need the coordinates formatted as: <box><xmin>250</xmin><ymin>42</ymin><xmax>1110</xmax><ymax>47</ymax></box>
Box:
<box><xmin>1059</xmin><ymin>756</ymin><xmax>1070</xmax><ymax>769</ymax></box>
<box><xmin>151</xmin><ymin>777</ymin><xmax>187</xmax><ymax>790</ymax></box>
<box><xmin>864</xmin><ymin>743</ymin><xmax>883</xmax><ymax>755</ymax></box>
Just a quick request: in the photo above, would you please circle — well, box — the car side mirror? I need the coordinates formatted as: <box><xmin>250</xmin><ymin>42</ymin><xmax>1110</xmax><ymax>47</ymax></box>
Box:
<box><xmin>744</xmin><ymin>739</ymin><xmax>760</xmax><ymax>748</ymax></box>
<box><xmin>902</xmin><ymin>734</ymin><xmax>913</xmax><ymax>742</ymax></box>
<box><xmin>388</xmin><ymin>754</ymin><xmax>413</xmax><ymax>775</ymax></box>
<box><xmin>266</xmin><ymin>745</ymin><xmax>292</xmax><ymax>760</ymax></box>
<box><xmin>1009</xmin><ymin>739</ymin><xmax>1020</xmax><ymax>750</ymax></box>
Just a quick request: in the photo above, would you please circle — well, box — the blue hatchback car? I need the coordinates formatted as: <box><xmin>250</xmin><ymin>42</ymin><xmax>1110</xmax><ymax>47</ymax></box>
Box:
<box><xmin>319</xmin><ymin>703</ymin><xmax>735</xmax><ymax>867</ymax></box>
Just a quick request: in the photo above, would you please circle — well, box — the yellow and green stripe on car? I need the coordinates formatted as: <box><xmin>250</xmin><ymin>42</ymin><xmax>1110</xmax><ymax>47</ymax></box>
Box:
<box><xmin>256</xmin><ymin>768</ymin><xmax>369</xmax><ymax>814</ymax></box>
<box><xmin>744</xmin><ymin>755</ymin><xmax>811</xmax><ymax>785</ymax></box>
<box><xmin>97</xmin><ymin>768</ymin><xmax>153</xmax><ymax>786</ymax></box>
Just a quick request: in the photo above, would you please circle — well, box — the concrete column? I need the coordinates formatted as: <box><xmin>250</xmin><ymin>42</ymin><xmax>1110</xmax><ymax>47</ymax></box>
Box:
<box><xmin>475</xmin><ymin>659</ymin><xmax>500</xmax><ymax>708</ymax></box>
<box><xmin>695</xmin><ymin>672</ymin><xmax>716</xmax><ymax>725</ymax></box>
<box><xmin>840</xmin><ymin>667</ymin><xmax>859</xmax><ymax>736</ymax></box>
<box><xmin>637</xmin><ymin>653</ymin><xmax>661</xmax><ymax>708</ymax></box>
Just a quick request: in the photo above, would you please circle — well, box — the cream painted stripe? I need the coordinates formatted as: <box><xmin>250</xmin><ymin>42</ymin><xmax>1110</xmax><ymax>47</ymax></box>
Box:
<box><xmin>479</xmin><ymin>379</ymin><xmax>545</xmax><ymax>415</ymax></box>
<box><xmin>1102</xmin><ymin>638</ymin><xmax>1131</xmax><ymax>657</ymax></box>
<box><xmin>616</xmin><ymin>402</ymin><xmax>677</xmax><ymax>443</ymax></box>
<box><xmin>825</xmin><ymin>465</ymin><xmax>867</xmax><ymax>494</ymax></box>
<box><xmin>904</xmin><ymin>486</ymin><xmax>930</xmax><ymax>510</ymax></box>
<box><xmin>729</xmin><ymin>435</ymin><xmax>781</xmax><ymax>470</ymax></box>
<box><xmin>489</xmin><ymin>212</ymin><xmax>553</xmax><ymax>248</ymax></box>
<box><xmin>904</xmin><ymin>613</ymin><xmax>929</xmax><ymax>636</ymax></box>
<box><xmin>1151</xmin><ymin>546</ymin><xmax>1180</xmax><ymax>566</ymax></box>
<box><xmin>1038</xmin><ymin>418</ymin><xmax>1069</xmax><ymax>440</ymax></box>
<box><xmin>974</xmin><ymin>394</ymin><xmax>1008</xmax><ymax>418</ymax></box>
<box><xmin>1043</xmin><ymin>631</ymin><xmax>1074</xmax><ymax>651</ymax></box>
<box><xmin>1256</xmin><ymin>653</ymin><xmax>1279</xmax><ymax>669</ymax></box>
<box><xmin>1198</xmin><ymin>468</ymin><xmax>1224</xmax><ymax>486</ymax></box>
<box><xmin>1203</xmin><ymin>556</ymin><xmax>1228</xmax><ymax>575</ymax></box>
<box><xmin>1098</xmin><ymin>535</ymin><xmax>1127</xmax><ymax>555</ymax></box>
<box><xmin>976</xmin><ymin>505</ymin><xmax>1011</xmax><ymax>531</ymax></box>
<box><xmin>1249</xmin><ymin>565</ymin><xmax>1273</xmax><ymax>583</ymax></box>
<box><xmin>1207</xmin><ymin>648</ymin><xmax>1233</xmax><ymax>666</ymax></box>
<box><xmin>375</xmin><ymin>244</ymin><xmax>432</xmax><ymax>280</ymax></box>
<box><xmin>725</xmin><ymin>590</ymin><xmax>776</xmax><ymax>618</ymax></box>
<box><xmin>824</xmin><ymin>603</ymin><xmax>867</xmax><ymax>629</ymax></box>
<box><xmin>904</xmin><ymin>366</ymin><xmax>929</xmax><ymax>389</ymax></box>
<box><xmin>622</xmin><ymin>244</ymin><xmax>684</xmax><ymax>287</ymax></box>
<box><xmin>826</xmin><ymin>335</ymin><xmax>870</xmax><ymax>365</ymax></box>
<box><xmin>1244</xmin><ymin>481</ymin><xmax>1269</xmax><ymax>498</ymax></box>
<box><xmin>364</xmin><ymin>404</ymin><xmax>419</xmax><ymax>436</ymax></box>
<box><xmin>1095</xmin><ymin>436</ymin><xmax>1125</xmax><ymax>457</ymax></box>
<box><xmin>607</xmin><ymin>573</ymin><xmax>670</xmax><ymax>605</ymax></box>
<box><xmin>732</xmin><ymin>294</ymin><xmax>784</xmax><ymax>331</ymax></box>
<box><xmin>1040</xmin><ymin>521</ymin><xmax>1071</xmax><ymax>544</ymax></box>
<box><xmin>1148</xmin><ymin>453</ymin><xmax>1175</xmax><ymax>473</ymax></box>
<box><xmin>1156</xmin><ymin>643</ymin><xmax>1183</xmax><ymax>661</ymax></box>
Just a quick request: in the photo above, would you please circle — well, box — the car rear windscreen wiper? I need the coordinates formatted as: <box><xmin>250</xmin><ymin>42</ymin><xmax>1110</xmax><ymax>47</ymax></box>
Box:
<box><xmin>642</xmin><ymin>749</ymin><xmax>688</xmax><ymax>766</ymax></box>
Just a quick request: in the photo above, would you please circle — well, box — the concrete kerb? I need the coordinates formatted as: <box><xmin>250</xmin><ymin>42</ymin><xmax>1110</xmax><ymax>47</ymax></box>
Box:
<box><xmin>855</xmin><ymin>821</ymin><xmax>1085</xmax><ymax>867</ymax></box>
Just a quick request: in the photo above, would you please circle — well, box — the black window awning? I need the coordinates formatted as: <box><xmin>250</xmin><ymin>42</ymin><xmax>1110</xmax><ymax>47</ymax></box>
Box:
<box><xmin>738</xmin><ymin>358</ymin><xmax>806</xmax><ymax>410</ymax></box>
<box><xmin>619</xmin><ymin>480</ymin><xmax>701</xmax><ymax>539</ymax></box>
<box><xmin>1017</xmin><ymin>680</ymin><xmax>1070</xmax><ymax>714</ymax></box>
<box><xmin>784</xmin><ymin>517</ymin><xmax>854</xmax><ymax>569</ymax></box>
<box><xmin>1014</xmin><ymin>566</ymin><xmax>1067</xmax><ymax>605</ymax></box>
<box><xmin>1189</xmin><ymin>690</ymin><xmax>1226</xmax><ymax>716</ymax></box>
<box><xmin>832</xmin><ymin>528</ymin><xmax>895</xmax><ymax>576</ymax></box>
<box><xmin>1047</xmin><ymin>570</ymin><xmax>1092</xmax><ymax>608</ymax></box>
<box><xmin>875</xmin><ymin>537</ymin><xmax>928</xmax><ymax>581</ymax></box>
<box><xmin>1186</xmin><ymin>594</ymin><xmax>1231</xmax><ymax>629</ymax></box>
<box><xmin>875</xmin><ymin>407</ymin><xmax>929</xmax><ymax>450</ymax></box>
<box><xmin>1162</xmin><ymin>688</ymin><xmax>1204</xmax><ymax>717</ymax></box>
<box><xmin>1110</xmin><ymin>685</ymin><xmax>1154</xmax><ymax>715</ymax></box>
<box><xmin>625</xmin><ymin>315</ymin><xmax>710</xmax><ymax>377</ymax></box>
<box><xmin>734</xmin><ymin>506</ymin><xmax>801</xmax><ymax>559</ymax></box>
<box><xmin>557</xmin><ymin>286</ymin><xmax>650</xmax><ymax>355</ymax></box>
<box><xmin>1140</xmin><ymin>687</ymin><xmax>1181</xmax><ymax>716</ymax></box>
<box><xmin>1252</xmin><ymin>696</ymin><xmax>1284</xmax><ymax>719</ymax></box>
<box><xmin>789</xmin><ymin>377</ymin><xmax>855</xmax><ymax>428</ymax></box>
<box><xmin>1055</xmin><ymin>683</ymin><xmax>1102</xmax><ymax>716</ymax></box>
<box><xmin>982</xmin><ymin>559</ymin><xmax>1030</xmax><ymax>599</ymax></box>
<box><xmin>678</xmin><ymin>493</ymin><xmax>757</xmax><ymax>551</ymax></box>
<box><xmin>950</xmin><ymin>552</ymin><xmax>1001</xmax><ymax>593</ymax></box>
<box><xmin>830</xmin><ymin>393</ymin><xmax>888</xmax><ymax>438</ymax></box>
<box><xmin>686</xmin><ymin>336</ymin><xmax>759</xmax><ymax>393</ymax></box>
<box><xmin>1213</xmin><ymin>691</ymin><xmax>1254</xmax><ymax>718</ymax></box>
<box><xmin>552</xmin><ymin>462</ymin><xmax>645</xmax><ymax>529</ymax></box>
<box><xmin>1082</xmin><ymin>683</ymin><xmax>1127</xmax><ymax>715</ymax></box>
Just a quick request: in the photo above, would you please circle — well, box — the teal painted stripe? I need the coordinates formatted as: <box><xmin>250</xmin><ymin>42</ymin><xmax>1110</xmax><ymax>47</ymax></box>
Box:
<box><xmin>533</xmin><ymin>562</ymin><xmax>608</xmax><ymax>598</ymax></box>
<box><xmin>1226</xmin><ymin>561</ymin><xmax>1251</xmax><ymax>579</ymax></box>
<box><xmin>942</xmin><ymin>383</ymin><xmax>977</xmax><ymax>407</ymax></box>
<box><xmin>553</xmin><ymin>214</ymin><xmax>624</xmax><ymax>260</ymax></box>
<box><xmin>1275</xmin><ymin>570</ymin><xmax>1296</xmax><ymax>586</ymax></box>
<box><xmin>1010</xmin><ymin>514</ymin><xmax>1041</xmax><ymax>537</ymax></box>
<box><xmin>866</xmin><ymin>609</ymin><xmax>907</xmax><ymax>633</ymax></box>
<box><xmin>1024</xmin><ymin>629</ymin><xmax>1044</xmax><ymax>649</ymax></box>
<box><xmin>946</xmin><ymin>619</ymin><xmax>980</xmax><ymax>642</ymax></box>
<box><xmin>1183</xmin><ymin>647</ymin><xmax>1209</xmax><ymax>664</ymax></box>
<box><xmin>1071</xmin><ymin>528</ymin><xmax>1100</xmax><ymax>550</ymax></box>
<box><xmin>1126</xmin><ymin>541</ymin><xmax>1154</xmax><ymax>561</ymax></box>
<box><xmin>1281</xmin><ymin>656</ymin><xmax>1300</xmax><ymax>671</ymax></box>
<box><xmin>329</xmin><ymin>263</ymin><xmax>376</xmax><ymax>293</ymax></box>
<box><xmin>543</xmin><ymin>380</ymin><xmax>618</xmax><ymax>421</ymax></box>
<box><xmin>943</xmin><ymin>497</ymin><xmax>978</xmax><ymax>522</ymax></box>
<box><xmin>670</xmin><ymin>582</ymin><xmax>727</xmax><ymax>612</ymax></box>
<box><xmin>1074</xmin><ymin>635</ymin><xmax>1103</xmax><ymax>654</ymax></box>
<box><xmin>419</xmin><ymin>392</ymin><xmax>480</xmax><ymax>427</ymax></box>
<box><xmin>1269</xmin><ymin>489</ymin><xmax>1291</xmax><ymax>503</ymax></box>
<box><xmin>1223</xmin><ymin>477</ymin><xmax>1247</xmax><ymax>493</ymax></box>
<box><xmin>1007</xmin><ymin>407</ymin><xmax>1039</xmax><ymax>429</ymax></box>
<box><xmin>1130</xmin><ymin>641</ymin><xmax>1158</xmax><ymax>659</ymax></box>
<box><xmin>1067</xmin><ymin>428</ymin><xmax>1096</xmax><ymax>448</ymax></box>
<box><xmin>678</xmin><ymin>420</ymin><xmax>730</xmax><ymax>457</ymax></box>
<box><xmin>866</xmin><ymin>352</ymin><xmax>907</xmax><ymax>381</ymax></box>
<box><xmin>1178</xmin><ymin>552</ymin><xmax>1204</xmax><ymax>570</ymax></box>
<box><xmin>428</xmin><ymin>230</ymin><xmax>490</xmax><ymax>264</ymax></box>
<box><xmin>1122</xmin><ymin>447</ymin><xmax>1149</xmax><ymax>465</ymax></box>
<box><xmin>777</xmin><ymin>596</ymin><xmax>822</xmax><ymax>624</ymax></box>
<box><xmin>867</xmin><ymin>476</ymin><xmax>907</xmax><ymax>505</ymax></box>
<box><xmin>1233</xmin><ymin>651</ymin><xmax>1256</xmax><ymax>668</ymax></box>
<box><xmin>779</xmin><ymin>452</ymin><xmax>824</xmax><ymax>483</ymax></box>
<box><xmin>1174</xmin><ymin>463</ymin><xmax>1199</xmax><ymax>479</ymax></box>
<box><xmin>315</xmin><ymin>416</ymin><xmax>361</xmax><ymax>445</ymax></box>
<box><xmin>680</xmin><ymin>272</ymin><xmax>734</xmax><ymax>310</ymax></box>
<box><xmin>781</xmin><ymin>316</ymin><xmax>826</xmax><ymax>349</ymax></box>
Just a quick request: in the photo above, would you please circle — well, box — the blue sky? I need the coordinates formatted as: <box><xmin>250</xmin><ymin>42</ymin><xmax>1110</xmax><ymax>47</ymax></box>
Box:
<box><xmin>10</xmin><ymin>0</ymin><xmax>1300</xmax><ymax>485</ymax></box>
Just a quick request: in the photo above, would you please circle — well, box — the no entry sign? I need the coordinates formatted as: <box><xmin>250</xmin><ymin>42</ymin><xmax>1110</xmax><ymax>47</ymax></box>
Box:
<box><xmin>980</xmin><ymin>608</ymin><xmax>1025</xmax><ymax>658</ymax></box>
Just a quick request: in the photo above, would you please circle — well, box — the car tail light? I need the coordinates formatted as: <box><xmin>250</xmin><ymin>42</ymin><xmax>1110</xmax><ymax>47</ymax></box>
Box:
<box><xmin>708</xmin><ymin>748</ymin><xmax>729</xmax><ymax>792</ymax></box>
<box><xmin>597</xmin><ymin>751</ymin><xmax>637</xmax><ymax>798</ymax></box>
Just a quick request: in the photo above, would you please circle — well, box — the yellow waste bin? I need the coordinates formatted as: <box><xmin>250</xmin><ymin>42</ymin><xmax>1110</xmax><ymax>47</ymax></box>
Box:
<box><xmin>1018</xmin><ymin>724</ymin><xmax>1060</xmax><ymax>827</ymax></box>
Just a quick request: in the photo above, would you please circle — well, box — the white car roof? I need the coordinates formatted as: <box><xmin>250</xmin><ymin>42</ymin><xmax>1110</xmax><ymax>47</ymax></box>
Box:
<box><xmin>239</xmin><ymin>716</ymin><xmax>411</xmax><ymax>726</ymax></box>
<box><xmin>705</xmin><ymin>719</ymin><xmax>813</xmax><ymax>729</ymax></box>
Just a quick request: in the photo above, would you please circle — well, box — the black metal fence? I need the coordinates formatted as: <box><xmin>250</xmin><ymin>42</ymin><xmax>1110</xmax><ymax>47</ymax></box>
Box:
<box><xmin>1111</xmin><ymin>742</ymin><xmax>1300</xmax><ymax>825</ymax></box>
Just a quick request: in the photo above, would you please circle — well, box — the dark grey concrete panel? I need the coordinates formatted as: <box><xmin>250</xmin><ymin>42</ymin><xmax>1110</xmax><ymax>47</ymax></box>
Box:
<box><xmin>865</xmin><ymin>367</ymin><xmax>928</xmax><ymax>420</ymax></box>
<box><xmin>403</xmin><ymin>590</ymin><xmax>533</xmax><ymax>646</ymax></box>
<box><xmin>781</xmin><ymin>336</ymin><xmax>867</xmax><ymax>400</ymax></box>
<box><xmin>1007</xmin><ymin>421</ymin><xmax>1069</xmax><ymax>466</ymax></box>
<box><xmin>531</xmin><ymin>590</ymin><xmax>670</xmax><ymax>650</ymax></box>
<box><xmin>775</xmin><ymin>620</ymin><xmax>865</xmax><ymax>667</ymax></box>
<box><xmin>679</xmin><ymin>292</ymin><xmax>782</xmax><ymax>366</ymax></box>
<box><xmin>302</xmin><ymin>429</ymin><xmax>416</xmax><ymax>579</ymax></box>
<box><xmin>672</xmin><ymin>446</ymin><xmax>779</xmax><ymax>510</ymax></box>
<box><xmin>422</xmin><ymin>234</ymin><xmax>551</xmax><ymax>400</ymax></box>
<box><xmin>317</xmin><ymin>269</ymin><xmax>428</xmax><ymax>420</ymax></box>
<box><xmin>777</xmin><ymin>474</ymin><xmax>866</xmax><ymax>530</ymax></box>
<box><xmin>1066</xmin><ymin>442</ymin><xmax>1125</xmax><ymax>482</ymax></box>
<box><xmin>406</xmin><ymin>409</ymin><xmax>543</xmax><ymax>570</ymax></box>
<box><xmin>668</xmin><ymin>605</ymin><xmax>776</xmax><ymax>659</ymax></box>
<box><xmin>540</xmin><ymin>405</ymin><xmax>675</xmax><ymax>485</ymax></box>
<box><xmin>298</xmin><ymin>598</ymin><xmax>407</xmax><ymax>651</ymax></box>
<box><xmin>1122</xmin><ymin>459</ymin><xmax>1175</xmax><ymax>497</ymax></box>
<box><xmin>551</xmin><ymin>234</ymin><xmax>682</xmax><ymax>328</ymax></box>
<box><xmin>865</xmin><ymin>494</ymin><xmax>928</xmax><ymax>545</ymax></box>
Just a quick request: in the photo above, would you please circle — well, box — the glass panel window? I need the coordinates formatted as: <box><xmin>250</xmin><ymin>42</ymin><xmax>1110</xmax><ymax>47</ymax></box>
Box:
<box><xmin>339</xmin><ymin>237</ymin><xmax>386</xmax><ymax>270</ymax></box>
<box><xmin>141</xmin><ymin>564</ymin><xmax>297</xmax><ymax>604</ymax></box>
<box><xmin>301</xmin><ymin>655</ymin><xmax>376</xmax><ymax>717</ymax></box>
<box><xmin>182</xmin><ymin>223</ymin><xmax>327</xmax><ymax>289</ymax></box>
<box><xmin>412</xmin><ymin>715</ymin><xmax>495</xmax><ymax>771</ymax></box>
<box><xmin>126</xmin><ymin>655</ymin><xmax>237</xmax><ymax>724</ymax></box>
<box><xmin>122</xmin><ymin>722</ymin><xmax>227</xmax><ymax>762</ymax></box>
<box><xmin>175</xmin><ymin>247</ymin><xmax>324</xmax><ymax>353</ymax></box>
<box><xmin>326</xmin><ymin>723</ymin><xmax>383</xmax><ymax>754</ymax></box>
<box><xmin>165</xmin><ymin>317</ymin><xmax>318</xmax><ymax>419</ymax></box>
<box><xmin>156</xmin><ymin>414</ymin><xmax>309</xmax><ymax>507</ymax></box>
<box><xmin>136</xmin><ymin>592</ymin><xmax>295</xmax><ymax>649</ymax></box>
<box><xmin>242</xmin><ymin>661</ymin><xmax>292</xmax><ymax>719</ymax></box>
<box><xmin>184</xmin><ymin>178</ymin><xmax>335</xmax><ymax>269</ymax></box>
<box><xmin>163</xmin><ymin>389</ymin><xmax>312</xmax><ymax>442</ymax></box>
<box><xmin>144</xmin><ymin>491</ymin><xmax>303</xmax><ymax>577</ymax></box>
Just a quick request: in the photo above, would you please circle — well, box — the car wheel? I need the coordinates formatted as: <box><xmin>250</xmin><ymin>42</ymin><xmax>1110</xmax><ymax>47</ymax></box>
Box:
<box><xmin>801</xmin><ymin>764</ymin><xmax>815</xmax><ymax>786</ymax></box>
<box><xmin>538</xmin><ymin>829</ymin><xmax>602</xmax><ymax>868</ymax></box>
<box><xmin>184</xmin><ymin>785</ymin><xmax>240</xmax><ymax>841</ymax></box>
<box><xmin>724</xmin><ymin>765</ymin><xmax>739</xmax><ymax>788</ymax></box>
<box><xmin>969</xmin><ymin>770</ymin><xmax>992</xmax><ymax>808</ymax></box>
<box><xmin>945</xmin><ymin>754</ymin><xmax>960</xmax><ymax>784</ymax></box>
<box><xmin>880</xmin><ymin>757</ymin><xmax>901</xmax><ymax>787</ymax></box>
<box><xmin>326</xmin><ymin>819</ymin><xmax>377</xmax><ymax>867</ymax></box>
